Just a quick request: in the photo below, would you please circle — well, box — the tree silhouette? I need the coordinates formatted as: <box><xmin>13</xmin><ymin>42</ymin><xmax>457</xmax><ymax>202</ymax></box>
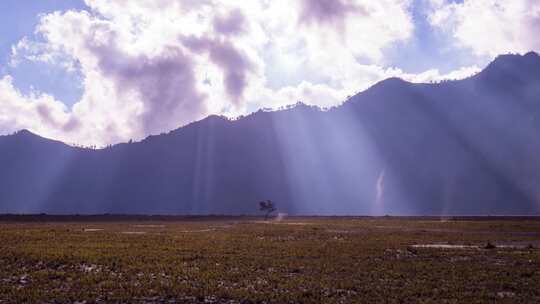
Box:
<box><xmin>259</xmin><ymin>200</ymin><xmax>276</xmax><ymax>220</ymax></box>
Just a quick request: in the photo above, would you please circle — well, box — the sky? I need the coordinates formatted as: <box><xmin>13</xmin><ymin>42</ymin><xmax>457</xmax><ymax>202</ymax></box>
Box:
<box><xmin>0</xmin><ymin>0</ymin><xmax>539</xmax><ymax>146</ymax></box>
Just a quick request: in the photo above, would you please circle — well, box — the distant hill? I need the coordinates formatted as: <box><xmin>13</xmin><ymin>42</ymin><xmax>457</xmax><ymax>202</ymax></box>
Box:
<box><xmin>1</xmin><ymin>52</ymin><xmax>540</xmax><ymax>215</ymax></box>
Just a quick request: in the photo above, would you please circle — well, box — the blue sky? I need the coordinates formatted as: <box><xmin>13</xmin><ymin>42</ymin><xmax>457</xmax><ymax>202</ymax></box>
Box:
<box><xmin>0</xmin><ymin>1</ymin><xmax>85</xmax><ymax>64</ymax></box>
<box><xmin>0</xmin><ymin>0</ymin><xmax>87</xmax><ymax>106</ymax></box>
<box><xmin>0</xmin><ymin>0</ymin><xmax>537</xmax><ymax>145</ymax></box>
<box><xmin>385</xmin><ymin>0</ymin><xmax>480</xmax><ymax>73</ymax></box>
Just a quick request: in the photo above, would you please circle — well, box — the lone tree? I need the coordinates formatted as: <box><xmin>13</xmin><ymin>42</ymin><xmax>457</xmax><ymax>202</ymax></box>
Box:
<box><xmin>259</xmin><ymin>200</ymin><xmax>276</xmax><ymax>220</ymax></box>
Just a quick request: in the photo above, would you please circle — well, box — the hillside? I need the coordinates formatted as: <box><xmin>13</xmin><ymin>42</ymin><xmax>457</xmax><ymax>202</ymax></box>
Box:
<box><xmin>1</xmin><ymin>52</ymin><xmax>540</xmax><ymax>215</ymax></box>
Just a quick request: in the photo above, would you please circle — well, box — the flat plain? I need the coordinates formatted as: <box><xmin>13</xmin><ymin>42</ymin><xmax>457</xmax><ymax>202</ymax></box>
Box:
<box><xmin>1</xmin><ymin>216</ymin><xmax>539</xmax><ymax>303</ymax></box>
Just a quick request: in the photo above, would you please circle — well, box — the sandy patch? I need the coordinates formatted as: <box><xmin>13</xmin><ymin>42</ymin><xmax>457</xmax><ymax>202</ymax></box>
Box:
<box><xmin>177</xmin><ymin>225</ymin><xmax>234</xmax><ymax>233</ymax></box>
<box><xmin>412</xmin><ymin>242</ymin><xmax>539</xmax><ymax>250</ymax></box>
<box><xmin>83</xmin><ymin>228</ymin><xmax>104</xmax><ymax>232</ymax></box>
<box><xmin>326</xmin><ymin>229</ymin><xmax>354</xmax><ymax>234</ymax></box>
<box><xmin>179</xmin><ymin>229</ymin><xmax>216</xmax><ymax>233</ymax></box>
<box><xmin>412</xmin><ymin>244</ymin><xmax>478</xmax><ymax>249</ymax></box>
<box><xmin>283</xmin><ymin>222</ymin><xmax>312</xmax><ymax>226</ymax></box>
<box><xmin>253</xmin><ymin>221</ymin><xmax>312</xmax><ymax>226</ymax></box>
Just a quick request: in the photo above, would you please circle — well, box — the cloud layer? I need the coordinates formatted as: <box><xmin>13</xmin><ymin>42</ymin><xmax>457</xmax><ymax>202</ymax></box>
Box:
<box><xmin>0</xmin><ymin>0</ymin><xmax>535</xmax><ymax>145</ymax></box>
<box><xmin>428</xmin><ymin>0</ymin><xmax>540</xmax><ymax>57</ymax></box>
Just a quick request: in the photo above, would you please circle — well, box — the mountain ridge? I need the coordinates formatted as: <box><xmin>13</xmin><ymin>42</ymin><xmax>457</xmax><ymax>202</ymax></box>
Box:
<box><xmin>10</xmin><ymin>51</ymin><xmax>540</xmax><ymax>149</ymax></box>
<box><xmin>1</xmin><ymin>52</ymin><xmax>540</xmax><ymax>215</ymax></box>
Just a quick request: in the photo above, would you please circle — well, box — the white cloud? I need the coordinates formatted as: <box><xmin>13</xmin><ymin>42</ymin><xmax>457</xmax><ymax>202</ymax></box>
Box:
<box><xmin>400</xmin><ymin>65</ymin><xmax>481</xmax><ymax>83</ymax></box>
<box><xmin>0</xmin><ymin>76</ymin><xmax>78</xmax><ymax>140</ymax></box>
<box><xmin>2</xmin><ymin>0</ymin><xmax>482</xmax><ymax>146</ymax></box>
<box><xmin>428</xmin><ymin>0</ymin><xmax>540</xmax><ymax>57</ymax></box>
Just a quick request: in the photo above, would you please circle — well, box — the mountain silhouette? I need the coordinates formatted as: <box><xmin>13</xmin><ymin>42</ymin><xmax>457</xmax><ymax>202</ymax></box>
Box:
<box><xmin>1</xmin><ymin>52</ymin><xmax>540</xmax><ymax>215</ymax></box>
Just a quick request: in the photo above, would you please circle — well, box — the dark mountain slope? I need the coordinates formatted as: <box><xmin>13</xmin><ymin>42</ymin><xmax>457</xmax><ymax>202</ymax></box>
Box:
<box><xmin>1</xmin><ymin>52</ymin><xmax>540</xmax><ymax>215</ymax></box>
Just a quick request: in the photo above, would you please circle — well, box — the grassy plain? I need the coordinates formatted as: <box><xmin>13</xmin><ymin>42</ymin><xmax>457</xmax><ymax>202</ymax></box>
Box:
<box><xmin>1</xmin><ymin>216</ymin><xmax>539</xmax><ymax>303</ymax></box>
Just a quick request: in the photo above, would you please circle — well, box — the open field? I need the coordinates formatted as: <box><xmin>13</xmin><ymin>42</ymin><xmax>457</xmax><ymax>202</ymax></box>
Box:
<box><xmin>1</xmin><ymin>216</ymin><xmax>540</xmax><ymax>303</ymax></box>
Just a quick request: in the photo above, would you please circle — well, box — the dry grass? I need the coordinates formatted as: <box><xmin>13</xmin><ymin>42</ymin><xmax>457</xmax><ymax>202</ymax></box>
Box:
<box><xmin>0</xmin><ymin>216</ymin><xmax>539</xmax><ymax>303</ymax></box>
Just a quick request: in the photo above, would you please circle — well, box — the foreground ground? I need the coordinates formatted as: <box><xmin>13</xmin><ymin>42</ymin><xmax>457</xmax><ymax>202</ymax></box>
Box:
<box><xmin>1</xmin><ymin>216</ymin><xmax>539</xmax><ymax>303</ymax></box>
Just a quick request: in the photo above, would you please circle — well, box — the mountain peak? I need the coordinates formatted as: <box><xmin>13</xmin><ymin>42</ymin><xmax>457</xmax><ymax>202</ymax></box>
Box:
<box><xmin>13</xmin><ymin>129</ymin><xmax>38</xmax><ymax>138</ymax></box>
<box><xmin>365</xmin><ymin>77</ymin><xmax>410</xmax><ymax>94</ymax></box>
<box><xmin>477</xmin><ymin>51</ymin><xmax>540</xmax><ymax>84</ymax></box>
<box><xmin>8</xmin><ymin>129</ymin><xmax>69</xmax><ymax>147</ymax></box>
<box><xmin>0</xmin><ymin>129</ymin><xmax>39</xmax><ymax>143</ymax></box>
<box><xmin>524</xmin><ymin>51</ymin><xmax>539</xmax><ymax>59</ymax></box>
<box><xmin>489</xmin><ymin>51</ymin><xmax>540</xmax><ymax>68</ymax></box>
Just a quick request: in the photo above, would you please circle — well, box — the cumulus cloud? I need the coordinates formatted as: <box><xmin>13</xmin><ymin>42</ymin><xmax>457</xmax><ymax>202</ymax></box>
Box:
<box><xmin>296</xmin><ymin>0</ymin><xmax>413</xmax><ymax>61</ymax></box>
<box><xmin>94</xmin><ymin>44</ymin><xmax>207</xmax><ymax>135</ymax></box>
<box><xmin>428</xmin><ymin>0</ymin><xmax>540</xmax><ymax>57</ymax></box>
<box><xmin>0</xmin><ymin>76</ymin><xmax>76</xmax><ymax>139</ymax></box>
<box><xmin>299</xmin><ymin>0</ymin><xmax>366</xmax><ymax>28</ymax></box>
<box><xmin>401</xmin><ymin>65</ymin><xmax>481</xmax><ymax>83</ymax></box>
<box><xmin>3</xmin><ymin>0</ymin><xmax>481</xmax><ymax>146</ymax></box>
<box><xmin>182</xmin><ymin>36</ymin><xmax>254</xmax><ymax>104</ymax></box>
<box><xmin>213</xmin><ymin>9</ymin><xmax>247</xmax><ymax>36</ymax></box>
